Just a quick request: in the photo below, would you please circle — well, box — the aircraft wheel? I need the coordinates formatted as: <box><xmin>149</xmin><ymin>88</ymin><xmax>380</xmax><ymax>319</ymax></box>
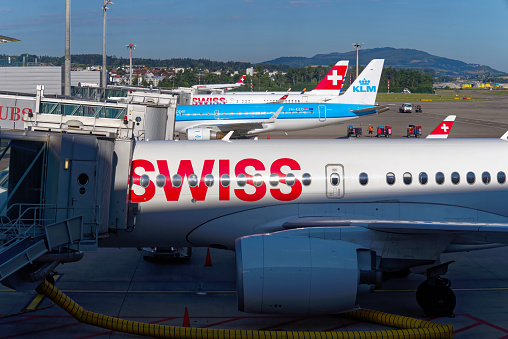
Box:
<box><xmin>417</xmin><ymin>281</ymin><xmax>456</xmax><ymax>317</ymax></box>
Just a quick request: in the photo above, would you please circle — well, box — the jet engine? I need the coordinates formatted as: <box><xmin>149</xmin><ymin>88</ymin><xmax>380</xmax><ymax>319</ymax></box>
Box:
<box><xmin>236</xmin><ymin>232</ymin><xmax>381</xmax><ymax>315</ymax></box>
<box><xmin>186</xmin><ymin>128</ymin><xmax>222</xmax><ymax>140</ymax></box>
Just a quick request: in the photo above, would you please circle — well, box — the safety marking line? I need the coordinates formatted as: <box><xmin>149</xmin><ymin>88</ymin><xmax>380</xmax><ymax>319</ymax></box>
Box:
<box><xmin>199</xmin><ymin>317</ymin><xmax>243</xmax><ymax>329</ymax></box>
<box><xmin>259</xmin><ymin>317</ymin><xmax>312</xmax><ymax>331</ymax></box>
<box><xmin>2</xmin><ymin>322</ymin><xmax>81</xmax><ymax>339</ymax></box>
<box><xmin>375</xmin><ymin>287</ymin><xmax>508</xmax><ymax>293</ymax></box>
<box><xmin>56</xmin><ymin>289</ymin><xmax>237</xmax><ymax>294</ymax></box>
<box><xmin>25</xmin><ymin>275</ymin><xmax>61</xmax><ymax>311</ymax></box>
<box><xmin>75</xmin><ymin>317</ymin><xmax>179</xmax><ymax>339</ymax></box>
<box><xmin>325</xmin><ymin>321</ymin><xmax>360</xmax><ymax>332</ymax></box>
<box><xmin>453</xmin><ymin>314</ymin><xmax>508</xmax><ymax>335</ymax></box>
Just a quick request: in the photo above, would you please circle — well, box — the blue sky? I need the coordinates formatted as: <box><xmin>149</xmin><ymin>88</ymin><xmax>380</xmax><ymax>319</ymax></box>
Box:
<box><xmin>1</xmin><ymin>0</ymin><xmax>507</xmax><ymax>72</ymax></box>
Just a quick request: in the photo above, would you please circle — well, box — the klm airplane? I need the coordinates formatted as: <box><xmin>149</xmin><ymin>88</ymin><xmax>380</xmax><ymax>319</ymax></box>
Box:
<box><xmin>175</xmin><ymin>59</ymin><xmax>387</xmax><ymax>140</ymax></box>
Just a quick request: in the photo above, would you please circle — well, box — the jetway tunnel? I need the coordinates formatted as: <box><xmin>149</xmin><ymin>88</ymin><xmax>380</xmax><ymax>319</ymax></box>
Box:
<box><xmin>0</xmin><ymin>129</ymin><xmax>133</xmax><ymax>290</ymax></box>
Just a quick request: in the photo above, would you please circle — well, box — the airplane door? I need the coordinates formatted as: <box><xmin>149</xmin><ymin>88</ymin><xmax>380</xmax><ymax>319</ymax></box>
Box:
<box><xmin>214</xmin><ymin>110</ymin><xmax>220</xmax><ymax>120</ymax></box>
<box><xmin>325</xmin><ymin>164</ymin><xmax>344</xmax><ymax>199</ymax></box>
<box><xmin>318</xmin><ymin>105</ymin><xmax>326</xmax><ymax>122</ymax></box>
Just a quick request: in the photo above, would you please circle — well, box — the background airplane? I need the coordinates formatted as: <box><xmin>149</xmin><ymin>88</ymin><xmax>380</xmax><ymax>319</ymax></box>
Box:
<box><xmin>191</xmin><ymin>60</ymin><xmax>349</xmax><ymax>105</ymax></box>
<box><xmin>178</xmin><ymin>59</ymin><xmax>386</xmax><ymax>139</ymax></box>
<box><xmin>191</xmin><ymin>75</ymin><xmax>246</xmax><ymax>91</ymax></box>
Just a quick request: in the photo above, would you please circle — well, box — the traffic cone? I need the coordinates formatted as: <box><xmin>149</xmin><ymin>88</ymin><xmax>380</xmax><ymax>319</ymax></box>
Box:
<box><xmin>183</xmin><ymin>307</ymin><xmax>190</xmax><ymax>327</ymax></box>
<box><xmin>204</xmin><ymin>247</ymin><xmax>213</xmax><ymax>266</ymax></box>
<box><xmin>267</xmin><ymin>134</ymin><xmax>270</xmax><ymax>139</ymax></box>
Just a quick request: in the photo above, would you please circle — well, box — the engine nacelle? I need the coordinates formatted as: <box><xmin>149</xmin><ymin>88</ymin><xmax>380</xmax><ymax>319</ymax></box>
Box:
<box><xmin>236</xmin><ymin>233</ymin><xmax>379</xmax><ymax>315</ymax></box>
<box><xmin>186</xmin><ymin>128</ymin><xmax>220</xmax><ymax>140</ymax></box>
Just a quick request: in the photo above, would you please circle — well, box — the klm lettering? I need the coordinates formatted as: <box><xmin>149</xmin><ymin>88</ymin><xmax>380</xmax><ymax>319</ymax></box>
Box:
<box><xmin>352</xmin><ymin>86</ymin><xmax>376</xmax><ymax>93</ymax></box>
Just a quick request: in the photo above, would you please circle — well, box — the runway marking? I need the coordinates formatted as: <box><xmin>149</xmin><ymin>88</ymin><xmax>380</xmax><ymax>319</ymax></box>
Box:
<box><xmin>453</xmin><ymin>314</ymin><xmax>508</xmax><ymax>336</ymax></box>
<box><xmin>24</xmin><ymin>275</ymin><xmax>60</xmax><ymax>311</ymax></box>
<box><xmin>57</xmin><ymin>289</ymin><xmax>237</xmax><ymax>294</ymax></box>
<box><xmin>375</xmin><ymin>287</ymin><xmax>508</xmax><ymax>293</ymax></box>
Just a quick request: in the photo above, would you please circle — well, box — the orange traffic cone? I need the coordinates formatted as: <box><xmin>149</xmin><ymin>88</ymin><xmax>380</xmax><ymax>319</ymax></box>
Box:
<box><xmin>183</xmin><ymin>307</ymin><xmax>190</xmax><ymax>327</ymax></box>
<box><xmin>267</xmin><ymin>134</ymin><xmax>270</xmax><ymax>139</ymax></box>
<box><xmin>204</xmin><ymin>247</ymin><xmax>213</xmax><ymax>266</ymax></box>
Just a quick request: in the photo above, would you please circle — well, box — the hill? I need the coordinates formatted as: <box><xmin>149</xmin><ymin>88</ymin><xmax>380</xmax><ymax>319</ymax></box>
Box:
<box><xmin>262</xmin><ymin>47</ymin><xmax>505</xmax><ymax>77</ymax></box>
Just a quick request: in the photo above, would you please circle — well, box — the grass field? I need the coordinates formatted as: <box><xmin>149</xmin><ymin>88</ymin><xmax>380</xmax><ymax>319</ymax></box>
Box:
<box><xmin>376</xmin><ymin>89</ymin><xmax>492</xmax><ymax>103</ymax></box>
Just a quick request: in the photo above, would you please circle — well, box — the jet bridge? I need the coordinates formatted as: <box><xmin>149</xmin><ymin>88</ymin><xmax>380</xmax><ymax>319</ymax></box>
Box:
<box><xmin>0</xmin><ymin>122</ymin><xmax>137</xmax><ymax>290</ymax></box>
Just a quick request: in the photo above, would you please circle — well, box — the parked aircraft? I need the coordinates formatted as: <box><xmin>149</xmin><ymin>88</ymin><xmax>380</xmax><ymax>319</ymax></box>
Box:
<box><xmin>191</xmin><ymin>75</ymin><xmax>246</xmax><ymax>91</ymax></box>
<box><xmin>114</xmin><ymin>123</ymin><xmax>508</xmax><ymax>317</ymax></box>
<box><xmin>426</xmin><ymin>115</ymin><xmax>456</xmax><ymax>139</ymax></box>
<box><xmin>191</xmin><ymin>61</ymin><xmax>349</xmax><ymax>105</ymax></box>
<box><xmin>178</xmin><ymin>59</ymin><xmax>386</xmax><ymax>140</ymax></box>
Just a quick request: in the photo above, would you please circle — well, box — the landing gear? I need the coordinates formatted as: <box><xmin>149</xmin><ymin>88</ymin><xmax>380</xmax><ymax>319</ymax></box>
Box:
<box><xmin>416</xmin><ymin>277</ymin><xmax>456</xmax><ymax>317</ymax></box>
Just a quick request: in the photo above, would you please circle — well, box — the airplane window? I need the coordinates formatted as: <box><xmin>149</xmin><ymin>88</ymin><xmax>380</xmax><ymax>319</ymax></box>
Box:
<box><xmin>269</xmin><ymin>173</ymin><xmax>279</xmax><ymax>186</ymax></box>
<box><xmin>482</xmin><ymin>171</ymin><xmax>491</xmax><ymax>184</ymax></box>
<box><xmin>253</xmin><ymin>174</ymin><xmax>264</xmax><ymax>187</ymax></box>
<box><xmin>419</xmin><ymin>172</ymin><xmax>428</xmax><ymax>185</ymax></box>
<box><xmin>330</xmin><ymin>173</ymin><xmax>340</xmax><ymax>186</ymax></box>
<box><xmin>403</xmin><ymin>172</ymin><xmax>412</xmax><ymax>185</ymax></box>
<box><xmin>302</xmin><ymin>173</ymin><xmax>312</xmax><ymax>186</ymax></box>
<box><xmin>204</xmin><ymin>174</ymin><xmax>214</xmax><ymax>187</ymax></box>
<box><xmin>435</xmin><ymin>172</ymin><xmax>445</xmax><ymax>185</ymax></box>
<box><xmin>237</xmin><ymin>173</ymin><xmax>247</xmax><ymax>187</ymax></box>
<box><xmin>220</xmin><ymin>174</ymin><xmax>230</xmax><ymax>187</ymax></box>
<box><xmin>155</xmin><ymin>174</ymin><xmax>166</xmax><ymax>187</ymax></box>
<box><xmin>359</xmin><ymin>172</ymin><xmax>368</xmax><ymax>185</ymax></box>
<box><xmin>386</xmin><ymin>172</ymin><xmax>395</xmax><ymax>185</ymax></box>
<box><xmin>140</xmin><ymin>174</ymin><xmax>150</xmax><ymax>188</ymax></box>
<box><xmin>188</xmin><ymin>174</ymin><xmax>198</xmax><ymax>187</ymax></box>
<box><xmin>498</xmin><ymin>171</ymin><xmax>506</xmax><ymax>184</ymax></box>
<box><xmin>286</xmin><ymin>173</ymin><xmax>296</xmax><ymax>186</ymax></box>
<box><xmin>451</xmin><ymin>172</ymin><xmax>460</xmax><ymax>185</ymax></box>
<box><xmin>172</xmin><ymin>174</ymin><xmax>182</xmax><ymax>187</ymax></box>
<box><xmin>466</xmin><ymin>172</ymin><xmax>475</xmax><ymax>184</ymax></box>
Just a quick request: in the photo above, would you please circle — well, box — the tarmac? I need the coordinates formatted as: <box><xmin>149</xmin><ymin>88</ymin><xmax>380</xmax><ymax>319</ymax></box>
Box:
<box><xmin>2</xmin><ymin>90</ymin><xmax>508</xmax><ymax>338</ymax></box>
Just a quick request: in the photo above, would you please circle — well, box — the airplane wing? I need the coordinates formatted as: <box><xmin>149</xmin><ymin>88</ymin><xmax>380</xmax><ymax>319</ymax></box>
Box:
<box><xmin>351</xmin><ymin>105</ymin><xmax>390</xmax><ymax>115</ymax></box>
<box><xmin>281</xmin><ymin>217</ymin><xmax>508</xmax><ymax>244</ymax></box>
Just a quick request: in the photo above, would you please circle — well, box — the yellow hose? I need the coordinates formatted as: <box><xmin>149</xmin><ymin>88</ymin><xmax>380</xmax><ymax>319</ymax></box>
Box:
<box><xmin>36</xmin><ymin>279</ymin><xmax>452</xmax><ymax>339</ymax></box>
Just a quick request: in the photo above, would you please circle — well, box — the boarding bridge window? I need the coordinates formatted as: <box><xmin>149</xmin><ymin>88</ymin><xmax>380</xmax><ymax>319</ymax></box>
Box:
<box><xmin>253</xmin><ymin>174</ymin><xmax>264</xmax><ymax>187</ymax></box>
<box><xmin>359</xmin><ymin>172</ymin><xmax>368</xmax><ymax>186</ymax></box>
<box><xmin>156</xmin><ymin>174</ymin><xmax>166</xmax><ymax>187</ymax></box>
<box><xmin>286</xmin><ymin>173</ymin><xmax>296</xmax><ymax>186</ymax></box>
<box><xmin>140</xmin><ymin>175</ymin><xmax>150</xmax><ymax>188</ymax></box>
<box><xmin>482</xmin><ymin>172</ymin><xmax>491</xmax><ymax>184</ymax></box>
<box><xmin>435</xmin><ymin>172</ymin><xmax>445</xmax><ymax>185</ymax></box>
<box><xmin>220</xmin><ymin>174</ymin><xmax>230</xmax><ymax>187</ymax></box>
<box><xmin>302</xmin><ymin>173</ymin><xmax>312</xmax><ymax>186</ymax></box>
<box><xmin>204</xmin><ymin>174</ymin><xmax>214</xmax><ymax>187</ymax></box>
<box><xmin>498</xmin><ymin>171</ymin><xmax>506</xmax><ymax>184</ymax></box>
<box><xmin>237</xmin><ymin>174</ymin><xmax>247</xmax><ymax>187</ymax></box>
<box><xmin>386</xmin><ymin>172</ymin><xmax>395</xmax><ymax>185</ymax></box>
<box><xmin>172</xmin><ymin>174</ymin><xmax>182</xmax><ymax>187</ymax></box>
<box><xmin>330</xmin><ymin>172</ymin><xmax>340</xmax><ymax>186</ymax></box>
<box><xmin>451</xmin><ymin>172</ymin><xmax>460</xmax><ymax>185</ymax></box>
<box><xmin>188</xmin><ymin>174</ymin><xmax>199</xmax><ymax>187</ymax></box>
<box><xmin>419</xmin><ymin>172</ymin><xmax>428</xmax><ymax>185</ymax></box>
<box><xmin>269</xmin><ymin>173</ymin><xmax>279</xmax><ymax>187</ymax></box>
<box><xmin>467</xmin><ymin>172</ymin><xmax>475</xmax><ymax>184</ymax></box>
<box><xmin>403</xmin><ymin>172</ymin><xmax>412</xmax><ymax>185</ymax></box>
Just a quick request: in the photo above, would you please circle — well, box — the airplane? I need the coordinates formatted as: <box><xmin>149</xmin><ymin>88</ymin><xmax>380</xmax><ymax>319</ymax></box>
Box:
<box><xmin>191</xmin><ymin>61</ymin><xmax>349</xmax><ymax>105</ymax></box>
<box><xmin>426</xmin><ymin>115</ymin><xmax>456</xmax><ymax>139</ymax></box>
<box><xmin>178</xmin><ymin>59</ymin><xmax>387</xmax><ymax>140</ymax></box>
<box><xmin>105</xmin><ymin>123</ymin><xmax>508</xmax><ymax>317</ymax></box>
<box><xmin>191</xmin><ymin>75</ymin><xmax>246</xmax><ymax>91</ymax></box>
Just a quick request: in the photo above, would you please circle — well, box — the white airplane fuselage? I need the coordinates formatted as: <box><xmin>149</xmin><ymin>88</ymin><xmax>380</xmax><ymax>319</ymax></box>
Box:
<box><xmin>106</xmin><ymin>138</ymin><xmax>508</xmax><ymax>255</ymax></box>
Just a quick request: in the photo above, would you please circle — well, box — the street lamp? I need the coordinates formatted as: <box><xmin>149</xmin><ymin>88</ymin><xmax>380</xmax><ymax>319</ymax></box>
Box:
<box><xmin>353</xmin><ymin>42</ymin><xmax>363</xmax><ymax>80</ymax></box>
<box><xmin>64</xmin><ymin>0</ymin><xmax>71</xmax><ymax>96</ymax></box>
<box><xmin>102</xmin><ymin>0</ymin><xmax>114</xmax><ymax>89</ymax></box>
<box><xmin>125</xmin><ymin>44</ymin><xmax>136</xmax><ymax>86</ymax></box>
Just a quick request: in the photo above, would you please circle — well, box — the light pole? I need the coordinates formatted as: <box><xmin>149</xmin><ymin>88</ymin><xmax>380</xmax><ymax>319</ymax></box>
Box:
<box><xmin>102</xmin><ymin>0</ymin><xmax>114</xmax><ymax>89</ymax></box>
<box><xmin>353</xmin><ymin>42</ymin><xmax>363</xmax><ymax>80</ymax></box>
<box><xmin>126</xmin><ymin>44</ymin><xmax>135</xmax><ymax>86</ymax></box>
<box><xmin>64</xmin><ymin>0</ymin><xmax>71</xmax><ymax>96</ymax></box>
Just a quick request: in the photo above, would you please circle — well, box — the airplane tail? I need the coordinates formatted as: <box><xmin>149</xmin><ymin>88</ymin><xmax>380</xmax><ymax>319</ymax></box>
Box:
<box><xmin>237</xmin><ymin>75</ymin><xmax>246</xmax><ymax>84</ymax></box>
<box><xmin>309</xmin><ymin>60</ymin><xmax>349</xmax><ymax>96</ymax></box>
<box><xmin>330</xmin><ymin>59</ymin><xmax>384</xmax><ymax>105</ymax></box>
<box><xmin>426</xmin><ymin>115</ymin><xmax>456</xmax><ymax>139</ymax></box>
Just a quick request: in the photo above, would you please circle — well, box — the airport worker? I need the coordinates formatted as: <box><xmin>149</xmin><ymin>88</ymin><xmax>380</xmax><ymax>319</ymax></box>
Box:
<box><xmin>368</xmin><ymin>124</ymin><xmax>373</xmax><ymax>137</ymax></box>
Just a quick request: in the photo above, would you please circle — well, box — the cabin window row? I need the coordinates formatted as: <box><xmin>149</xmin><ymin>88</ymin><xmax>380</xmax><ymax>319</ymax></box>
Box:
<box><xmin>179</xmin><ymin>110</ymin><xmax>312</xmax><ymax>116</ymax></box>
<box><xmin>138</xmin><ymin>173</ymin><xmax>313</xmax><ymax>188</ymax></box>
<box><xmin>357</xmin><ymin>171</ymin><xmax>506</xmax><ymax>186</ymax></box>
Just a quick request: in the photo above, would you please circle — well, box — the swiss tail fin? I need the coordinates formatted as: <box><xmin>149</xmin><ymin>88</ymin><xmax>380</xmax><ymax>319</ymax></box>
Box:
<box><xmin>426</xmin><ymin>115</ymin><xmax>456</xmax><ymax>139</ymax></box>
<box><xmin>309</xmin><ymin>60</ymin><xmax>349</xmax><ymax>96</ymax></box>
<box><xmin>330</xmin><ymin>59</ymin><xmax>384</xmax><ymax>105</ymax></box>
<box><xmin>237</xmin><ymin>75</ymin><xmax>246</xmax><ymax>84</ymax></box>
